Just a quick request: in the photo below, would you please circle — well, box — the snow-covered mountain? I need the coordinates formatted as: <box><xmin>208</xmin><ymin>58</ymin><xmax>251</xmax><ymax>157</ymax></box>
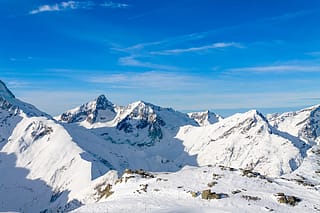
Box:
<box><xmin>56</xmin><ymin>97</ymin><xmax>199</xmax><ymax>173</ymax></box>
<box><xmin>188</xmin><ymin>110</ymin><xmax>223</xmax><ymax>126</ymax></box>
<box><xmin>0</xmin><ymin>81</ymin><xmax>116</xmax><ymax>212</ymax></box>
<box><xmin>58</xmin><ymin>96</ymin><xmax>316</xmax><ymax>177</ymax></box>
<box><xmin>1</xmin><ymin>79</ymin><xmax>319</xmax><ymax>213</ymax></box>
<box><xmin>58</xmin><ymin>96</ymin><xmax>198</xmax><ymax>147</ymax></box>
<box><xmin>177</xmin><ymin>110</ymin><xmax>310</xmax><ymax>176</ymax></box>
<box><xmin>267</xmin><ymin>106</ymin><xmax>320</xmax><ymax>184</ymax></box>
<box><xmin>59</xmin><ymin>94</ymin><xmax>117</xmax><ymax>124</ymax></box>
<box><xmin>268</xmin><ymin>105</ymin><xmax>320</xmax><ymax>145</ymax></box>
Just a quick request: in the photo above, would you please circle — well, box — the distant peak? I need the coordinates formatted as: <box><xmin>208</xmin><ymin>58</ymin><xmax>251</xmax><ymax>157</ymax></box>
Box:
<box><xmin>244</xmin><ymin>109</ymin><xmax>267</xmax><ymax>121</ymax></box>
<box><xmin>96</xmin><ymin>94</ymin><xmax>107</xmax><ymax>102</ymax></box>
<box><xmin>136</xmin><ymin>100</ymin><xmax>147</xmax><ymax>104</ymax></box>
<box><xmin>133</xmin><ymin>100</ymin><xmax>153</xmax><ymax>107</ymax></box>
<box><xmin>94</xmin><ymin>94</ymin><xmax>114</xmax><ymax>110</ymax></box>
<box><xmin>0</xmin><ymin>80</ymin><xmax>15</xmax><ymax>99</ymax></box>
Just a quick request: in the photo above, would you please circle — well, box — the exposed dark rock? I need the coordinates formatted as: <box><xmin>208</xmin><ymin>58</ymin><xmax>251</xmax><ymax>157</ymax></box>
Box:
<box><xmin>207</xmin><ymin>181</ymin><xmax>218</xmax><ymax>187</ymax></box>
<box><xmin>242</xmin><ymin>195</ymin><xmax>261</xmax><ymax>201</ymax></box>
<box><xmin>274</xmin><ymin>193</ymin><xmax>301</xmax><ymax>206</ymax></box>
<box><xmin>232</xmin><ymin>189</ymin><xmax>242</xmax><ymax>194</ymax></box>
<box><xmin>201</xmin><ymin>189</ymin><xmax>228</xmax><ymax>200</ymax></box>
<box><xmin>98</xmin><ymin>184</ymin><xmax>113</xmax><ymax>199</ymax></box>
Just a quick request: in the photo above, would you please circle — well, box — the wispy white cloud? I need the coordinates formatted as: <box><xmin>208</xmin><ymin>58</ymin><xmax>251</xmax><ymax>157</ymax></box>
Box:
<box><xmin>88</xmin><ymin>71</ymin><xmax>200</xmax><ymax>90</ymax></box>
<box><xmin>116</xmin><ymin>8</ymin><xmax>318</xmax><ymax>55</ymax></box>
<box><xmin>29</xmin><ymin>1</ymin><xmax>93</xmax><ymax>14</ymax></box>
<box><xmin>29</xmin><ymin>1</ymin><xmax>128</xmax><ymax>14</ymax></box>
<box><xmin>114</xmin><ymin>42</ymin><xmax>242</xmax><ymax>71</ymax></box>
<box><xmin>118</xmin><ymin>56</ymin><xmax>179</xmax><ymax>71</ymax></box>
<box><xmin>228</xmin><ymin>65</ymin><xmax>320</xmax><ymax>73</ymax></box>
<box><xmin>152</xmin><ymin>42</ymin><xmax>244</xmax><ymax>55</ymax></box>
<box><xmin>101</xmin><ymin>1</ymin><xmax>129</xmax><ymax>8</ymax></box>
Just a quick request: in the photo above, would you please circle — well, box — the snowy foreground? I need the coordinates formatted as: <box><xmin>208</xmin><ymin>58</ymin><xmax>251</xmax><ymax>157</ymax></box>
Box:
<box><xmin>73</xmin><ymin>166</ymin><xmax>320</xmax><ymax>213</ymax></box>
<box><xmin>0</xmin><ymin>80</ymin><xmax>320</xmax><ymax>212</ymax></box>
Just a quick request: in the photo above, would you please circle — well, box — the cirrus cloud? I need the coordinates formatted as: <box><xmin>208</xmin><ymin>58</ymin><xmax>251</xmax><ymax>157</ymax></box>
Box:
<box><xmin>228</xmin><ymin>65</ymin><xmax>320</xmax><ymax>73</ymax></box>
<box><xmin>151</xmin><ymin>42</ymin><xmax>244</xmax><ymax>55</ymax></box>
<box><xmin>29</xmin><ymin>1</ymin><xmax>128</xmax><ymax>15</ymax></box>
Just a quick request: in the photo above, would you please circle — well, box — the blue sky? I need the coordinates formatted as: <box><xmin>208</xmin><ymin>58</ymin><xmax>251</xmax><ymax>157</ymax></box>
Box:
<box><xmin>1</xmin><ymin>0</ymin><xmax>320</xmax><ymax>116</ymax></box>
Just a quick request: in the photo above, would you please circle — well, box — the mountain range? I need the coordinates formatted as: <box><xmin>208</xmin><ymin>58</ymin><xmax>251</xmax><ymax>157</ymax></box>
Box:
<box><xmin>0</xmin><ymin>80</ymin><xmax>319</xmax><ymax>213</ymax></box>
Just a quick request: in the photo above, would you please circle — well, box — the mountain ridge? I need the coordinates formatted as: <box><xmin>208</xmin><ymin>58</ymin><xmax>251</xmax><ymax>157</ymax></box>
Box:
<box><xmin>0</xmin><ymin>80</ymin><xmax>319</xmax><ymax>213</ymax></box>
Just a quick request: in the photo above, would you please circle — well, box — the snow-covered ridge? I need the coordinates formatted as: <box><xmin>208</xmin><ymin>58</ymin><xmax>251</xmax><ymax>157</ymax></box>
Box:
<box><xmin>268</xmin><ymin>104</ymin><xmax>320</xmax><ymax>144</ymax></box>
<box><xmin>1</xmin><ymin>80</ymin><xmax>320</xmax><ymax>213</ymax></box>
<box><xmin>0</xmin><ymin>82</ymin><xmax>113</xmax><ymax>212</ymax></box>
<box><xmin>58</xmin><ymin>96</ymin><xmax>198</xmax><ymax>147</ymax></box>
<box><xmin>0</xmin><ymin>80</ymin><xmax>47</xmax><ymax>117</ymax></box>
<box><xmin>0</xmin><ymin>80</ymin><xmax>15</xmax><ymax>99</ymax></box>
<box><xmin>178</xmin><ymin>110</ymin><xmax>310</xmax><ymax>176</ymax></box>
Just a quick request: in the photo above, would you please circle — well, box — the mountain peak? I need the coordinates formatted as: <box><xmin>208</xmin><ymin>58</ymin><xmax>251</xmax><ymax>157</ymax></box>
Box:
<box><xmin>0</xmin><ymin>80</ymin><xmax>15</xmax><ymax>99</ymax></box>
<box><xmin>244</xmin><ymin>109</ymin><xmax>267</xmax><ymax>121</ymax></box>
<box><xmin>133</xmin><ymin>100</ymin><xmax>152</xmax><ymax>107</ymax></box>
<box><xmin>94</xmin><ymin>94</ymin><xmax>114</xmax><ymax>110</ymax></box>
<box><xmin>188</xmin><ymin>110</ymin><xmax>223</xmax><ymax>126</ymax></box>
<box><xmin>59</xmin><ymin>94</ymin><xmax>116</xmax><ymax>123</ymax></box>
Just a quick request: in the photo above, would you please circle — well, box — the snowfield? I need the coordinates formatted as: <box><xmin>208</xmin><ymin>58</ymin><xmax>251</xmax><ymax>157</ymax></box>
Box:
<box><xmin>73</xmin><ymin>166</ymin><xmax>320</xmax><ymax>213</ymax></box>
<box><xmin>0</xmin><ymin>80</ymin><xmax>319</xmax><ymax>212</ymax></box>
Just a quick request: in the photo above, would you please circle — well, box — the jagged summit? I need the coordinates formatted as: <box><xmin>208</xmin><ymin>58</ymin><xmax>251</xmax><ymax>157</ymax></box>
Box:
<box><xmin>95</xmin><ymin>94</ymin><xmax>114</xmax><ymax>110</ymax></box>
<box><xmin>58</xmin><ymin>96</ymin><xmax>198</xmax><ymax>147</ymax></box>
<box><xmin>0</xmin><ymin>80</ymin><xmax>15</xmax><ymax>99</ymax></box>
<box><xmin>59</xmin><ymin>94</ymin><xmax>116</xmax><ymax>124</ymax></box>
<box><xmin>242</xmin><ymin>109</ymin><xmax>268</xmax><ymax>122</ymax></box>
<box><xmin>188</xmin><ymin>110</ymin><xmax>223</xmax><ymax>126</ymax></box>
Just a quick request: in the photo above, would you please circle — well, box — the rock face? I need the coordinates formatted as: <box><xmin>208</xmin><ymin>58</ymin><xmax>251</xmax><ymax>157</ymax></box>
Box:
<box><xmin>188</xmin><ymin>110</ymin><xmax>223</xmax><ymax>126</ymax></box>
<box><xmin>114</xmin><ymin>101</ymin><xmax>174</xmax><ymax>146</ymax></box>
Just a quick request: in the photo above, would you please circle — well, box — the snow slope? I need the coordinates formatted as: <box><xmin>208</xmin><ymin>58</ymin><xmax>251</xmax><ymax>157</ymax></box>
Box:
<box><xmin>73</xmin><ymin>165</ymin><xmax>320</xmax><ymax>213</ymax></box>
<box><xmin>267</xmin><ymin>105</ymin><xmax>320</xmax><ymax>185</ymax></box>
